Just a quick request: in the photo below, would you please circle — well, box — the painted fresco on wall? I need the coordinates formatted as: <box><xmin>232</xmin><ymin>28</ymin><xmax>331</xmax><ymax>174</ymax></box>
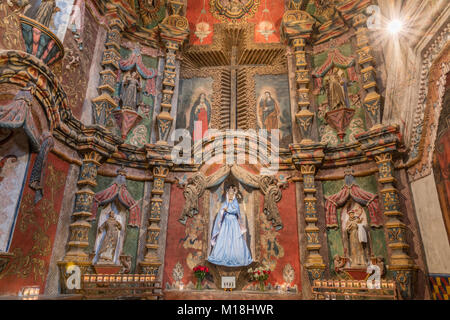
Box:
<box><xmin>0</xmin><ymin>152</ymin><xmax>69</xmax><ymax>295</ymax></box>
<box><xmin>176</xmin><ymin>77</ymin><xmax>213</xmax><ymax>143</ymax></box>
<box><xmin>186</xmin><ymin>0</ymin><xmax>284</xmax><ymax>45</ymax></box>
<box><xmin>312</xmin><ymin>42</ymin><xmax>366</xmax><ymax>146</ymax></box>
<box><xmin>0</xmin><ymin>130</ymin><xmax>30</xmax><ymax>252</ymax></box>
<box><xmin>254</xmin><ymin>74</ymin><xmax>292</xmax><ymax>148</ymax></box>
<box><xmin>323</xmin><ymin>175</ymin><xmax>388</xmax><ymax>279</ymax></box>
<box><xmin>88</xmin><ymin>175</ymin><xmax>144</xmax><ymax>273</ymax></box>
<box><xmin>432</xmin><ymin>74</ymin><xmax>450</xmax><ymax>241</ymax></box>
<box><xmin>60</xmin><ymin>5</ymin><xmax>99</xmax><ymax>119</ymax></box>
<box><xmin>114</xmin><ymin>45</ymin><xmax>158</xmax><ymax>148</ymax></box>
<box><xmin>251</xmin><ymin>0</ymin><xmax>284</xmax><ymax>43</ymax></box>
<box><xmin>0</xmin><ymin>1</ymin><xmax>26</xmax><ymax>51</ymax></box>
<box><xmin>187</xmin><ymin>0</ymin><xmax>216</xmax><ymax>45</ymax></box>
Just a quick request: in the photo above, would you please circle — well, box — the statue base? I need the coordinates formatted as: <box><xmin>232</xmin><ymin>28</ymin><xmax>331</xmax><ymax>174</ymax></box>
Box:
<box><xmin>343</xmin><ymin>267</ymin><xmax>369</xmax><ymax>281</ymax></box>
<box><xmin>206</xmin><ymin>261</ymin><xmax>258</xmax><ymax>291</ymax></box>
<box><xmin>93</xmin><ymin>264</ymin><xmax>122</xmax><ymax>275</ymax></box>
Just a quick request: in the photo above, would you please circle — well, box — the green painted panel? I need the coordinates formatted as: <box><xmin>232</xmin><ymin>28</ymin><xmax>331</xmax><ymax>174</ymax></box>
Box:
<box><xmin>322</xmin><ymin>176</ymin><xmax>389</xmax><ymax>274</ymax></box>
<box><xmin>87</xmin><ymin>175</ymin><xmax>145</xmax><ymax>273</ymax></box>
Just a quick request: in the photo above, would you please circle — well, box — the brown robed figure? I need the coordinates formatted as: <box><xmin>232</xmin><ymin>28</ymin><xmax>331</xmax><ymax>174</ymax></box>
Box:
<box><xmin>258</xmin><ymin>91</ymin><xmax>281</xmax><ymax>131</ymax></box>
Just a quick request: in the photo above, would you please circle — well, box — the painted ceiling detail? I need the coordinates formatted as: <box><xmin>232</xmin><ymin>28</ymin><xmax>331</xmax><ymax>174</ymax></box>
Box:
<box><xmin>209</xmin><ymin>0</ymin><xmax>261</xmax><ymax>22</ymax></box>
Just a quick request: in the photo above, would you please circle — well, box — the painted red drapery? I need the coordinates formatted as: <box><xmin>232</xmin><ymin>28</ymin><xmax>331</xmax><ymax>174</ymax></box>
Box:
<box><xmin>325</xmin><ymin>184</ymin><xmax>382</xmax><ymax>227</ymax></box>
<box><xmin>193</xmin><ymin>109</ymin><xmax>208</xmax><ymax>142</ymax></box>
<box><xmin>90</xmin><ymin>183</ymin><xmax>141</xmax><ymax>226</ymax></box>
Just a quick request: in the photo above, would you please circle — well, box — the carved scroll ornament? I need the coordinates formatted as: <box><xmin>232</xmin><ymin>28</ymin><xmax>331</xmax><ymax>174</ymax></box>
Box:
<box><xmin>179</xmin><ymin>165</ymin><xmax>284</xmax><ymax>229</ymax></box>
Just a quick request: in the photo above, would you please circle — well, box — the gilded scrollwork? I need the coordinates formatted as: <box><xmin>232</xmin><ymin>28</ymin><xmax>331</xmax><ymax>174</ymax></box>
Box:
<box><xmin>179</xmin><ymin>165</ymin><xmax>285</xmax><ymax>230</ymax></box>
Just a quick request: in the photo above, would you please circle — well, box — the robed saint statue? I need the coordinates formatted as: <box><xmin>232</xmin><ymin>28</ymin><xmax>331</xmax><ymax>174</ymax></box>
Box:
<box><xmin>207</xmin><ymin>185</ymin><xmax>253</xmax><ymax>267</ymax></box>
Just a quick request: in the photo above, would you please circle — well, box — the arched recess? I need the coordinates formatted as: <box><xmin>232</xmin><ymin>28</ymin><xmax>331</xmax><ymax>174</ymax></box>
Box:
<box><xmin>178</xmin><ymin>164</ymin><xmax>285</xmax><ymax>230</ymax></box>
<box><xmin>0</xmin><ymin>50</ymin><xmax>75</xmax><ymax>141</ymax></box>
<box><xmin>0</xmin><ymin>50</ymin><xmax>71</xmax><ymax>255</ymax></box>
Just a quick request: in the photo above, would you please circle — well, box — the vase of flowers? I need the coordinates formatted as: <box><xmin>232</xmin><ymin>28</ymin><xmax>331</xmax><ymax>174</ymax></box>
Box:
<box><xmin>248</xmin><ymin>266</ymin><xmax>271</xmax><ymax>291</ymax></box>
<box><xmin>193</xmin><ymin>265</ymin><xmax>209</xmax><ymax>290</ymax></box>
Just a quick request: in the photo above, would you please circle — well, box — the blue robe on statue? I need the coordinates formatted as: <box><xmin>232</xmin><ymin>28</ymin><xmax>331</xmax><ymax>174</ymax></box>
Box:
<box><xmin>207</xmin><ymin>196</ymin><xmax>253</xmax><ymax>267</ymax></box>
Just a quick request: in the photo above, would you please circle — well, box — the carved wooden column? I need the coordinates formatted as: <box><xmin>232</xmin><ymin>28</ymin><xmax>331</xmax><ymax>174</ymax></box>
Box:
<box><xmin>283</xmin><ymin>7</ymin><xmax>326</xmax><ymax>282</ymax></box>
<box><xmin>281</xmin><ymin>9</ymin><xmax>316</xmax><ymax>143</ymax></box>
<box><xmin>92</xmin><ymin>13</ymin><xmax>125</xmax><ymax>127</ymax></box>
<box><xmin>293</xmin><ymin>37</ymin><xmax>315</xmax><ymax>144</ymax></box>
<box><xmin>375</xmin><ymin>152</ymin><xmax>417</xmax><ymax>299</ymax></box>
<box><xmin>156</xmin><ymin>39</ymin><xmax>179</xmax><ymax>144</ymax></box>
<box><xmin>292</xmin><ymin>144</ymin><xmax>326</xmax><ymax>282</ymax></box>
<box><xmin>63</xmin><ymin>150</ymin><xmax>102</xmax><ymax>263</ymax></box>
<box><xmin>156</xmin><ymin>0</ymin><xmax>189</xmax><ymax>145</ymax></box>
<box><xmin>140</xmin><ymin>155</ymin><xmax>172</xmax><ymax>276</ymax></box>
<box><xmin>61</xmin><ymin>128</ymin><xmax>120</xmax><ymax>266</ymax></box>
<box><xmin>353</xmin><ymin>13</ymin><xmax>382</xmax><ymax>128</ymax></box>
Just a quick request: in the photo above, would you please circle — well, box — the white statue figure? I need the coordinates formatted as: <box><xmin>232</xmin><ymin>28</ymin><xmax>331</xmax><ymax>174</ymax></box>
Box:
<box><xmin>341</xmin><ymin>201</ymin><xmax>372</xmax><ymax>268</ymax></box>
<box><xmin>93</xmin><ymin>209</ymin><xmax>124</xmax><ymax>264</ymax></box>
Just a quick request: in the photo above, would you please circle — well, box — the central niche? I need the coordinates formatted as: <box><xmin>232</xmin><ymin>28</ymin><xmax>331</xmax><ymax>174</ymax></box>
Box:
<box><xmin>178</xmin><ymin>164</ymin><xmax>285</xmax><ymax>290</ymax></box>
<box><xmin>206</xmin><ymin>177</ymin><xmax>259</xmax><ymax>267</ymax></box>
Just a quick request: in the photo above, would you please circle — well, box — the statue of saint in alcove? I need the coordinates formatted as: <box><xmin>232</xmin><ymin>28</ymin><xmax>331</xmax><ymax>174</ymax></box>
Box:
<box><xmin>93</xmin><ymin>202</ymin><xmax>126</xmax><ymax>265</ymax></box>
<box><xmin>207</xmin><ymin>184</ymin><xmax>253</xmax><ymax>267</ymax></box>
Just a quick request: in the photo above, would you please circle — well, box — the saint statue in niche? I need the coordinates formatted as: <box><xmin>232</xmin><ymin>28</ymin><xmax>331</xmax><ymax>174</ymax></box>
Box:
<box><xmin>121</xmin><ymin>72</ymin><xmax>142</xmax><ymax>111</ymax></box>
<box><xmin>341</xmin><ymin>200</ymin><xmax>372</xmax><ymax>268</ymax></box>
<box><xmin>189</xmin><ymin>92</ymin><xmax>211</xmax><ymax>142</ymax></box>
<box><xmin>325</xmin><ymin>68</ymin><xmax>347</xmax><ymax>111</ymax></box>
<box><xmin>25</xmin><ymin>0</ymin><xmax>60</xmax><ymax>28</ymax></box>
<box><xmin>257</xmin><ymin>91</ymin><xmax>281</xmax><ymax>131</ymax></box>
<box><xmin>94</xmin><ymin>211</ymin><xmax>123</xmax><ymax>264</ymax></box>
<box><xmin>207</xmin><ymin>185</ymin><xmax>253</xmax><ymax>267</ymax></box>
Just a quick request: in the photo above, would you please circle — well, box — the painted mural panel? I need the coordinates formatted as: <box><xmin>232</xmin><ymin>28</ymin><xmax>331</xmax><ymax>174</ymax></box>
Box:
<box><xmin>176</xmin><ymin>77</ymin><xmax>213</xmax><ymax>143</ymax></box>
<box><xmin>0</xmin><ymin>152</ymin><xmax>69</xmax><ymax>295</ymax></box>
<box><xmin>0</xmin><ymin>130</ymin><xmax>30</xmax><ymax>252</ymax></box>
<box><xmin>186</xmin><ymin>0</ymin><xmax>285</xmax><ymax>45</ymax></box>
<box><xmin>250</xmin><ymin>0</ymin><xmax>284</xmax><ymax>43</ymax></box>
<box><xmin>254</xmin><ymin>74</ymin><xmax>292</xmax><ymax>148</ymax></box>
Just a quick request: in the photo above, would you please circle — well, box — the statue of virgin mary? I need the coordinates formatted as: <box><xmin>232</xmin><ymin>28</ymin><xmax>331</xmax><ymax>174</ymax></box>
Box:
<box><xmin>207</xmin><ymin>185</ymin><xmax>253</xmax><ymax>267</ymax></box>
